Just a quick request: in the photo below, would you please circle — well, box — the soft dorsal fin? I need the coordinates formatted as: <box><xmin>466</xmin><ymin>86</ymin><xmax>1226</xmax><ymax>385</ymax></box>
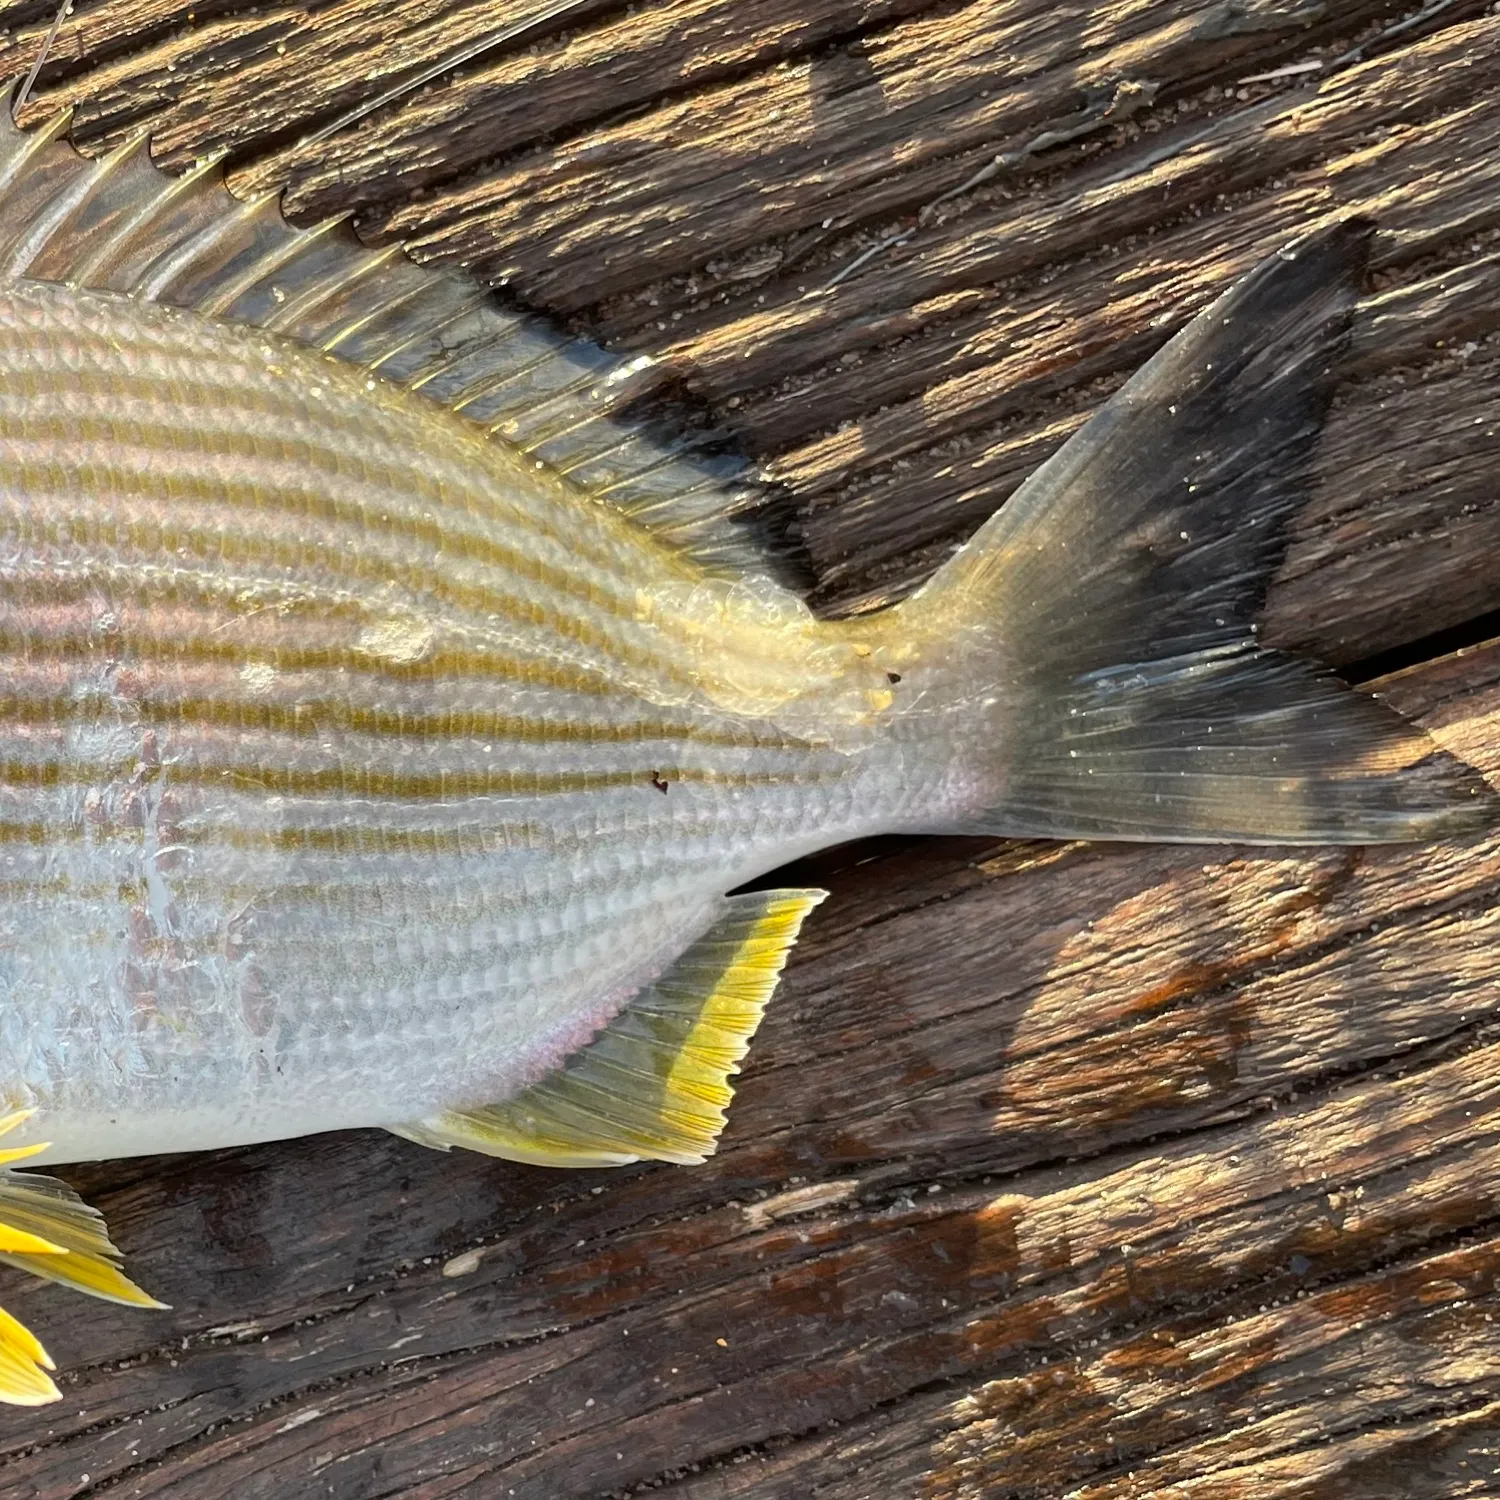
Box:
<box><xmin>396</xmin><ymin>889</ymin><xmax>827</xmax><ymax>1168</ymax></box>
<box><xmin>0</xmin><ymin>87</ymin><xmax>805</xmax><ymax>586</ymax></box>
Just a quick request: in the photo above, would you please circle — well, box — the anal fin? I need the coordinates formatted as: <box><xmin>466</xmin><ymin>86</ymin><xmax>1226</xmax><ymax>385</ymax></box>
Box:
<box><xmin>396</xmin><ymin>889</ymin><xmax>827</xmax><ymax>1168</ymax></box>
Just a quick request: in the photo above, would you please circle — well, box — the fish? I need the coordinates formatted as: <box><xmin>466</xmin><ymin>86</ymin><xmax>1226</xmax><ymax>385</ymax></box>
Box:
<box><xmin>0</xmin><ymin>44</ymin><xmax>1493</xmax><ymax>1406</ymax></box>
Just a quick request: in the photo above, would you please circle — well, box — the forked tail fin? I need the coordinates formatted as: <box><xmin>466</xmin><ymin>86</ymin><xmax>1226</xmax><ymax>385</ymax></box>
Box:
<box><xmin>888</xmin><ymin>219</ymin><xmax>1497</xmax><ymax>843</ymax></box>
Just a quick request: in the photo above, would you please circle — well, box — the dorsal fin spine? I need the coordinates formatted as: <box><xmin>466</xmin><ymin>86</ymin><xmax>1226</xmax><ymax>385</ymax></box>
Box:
<box><xmin>85</xmin><ymin>152</ymin><xmax>223</xmax><ymax>290</ymax></box>
<box><xmin>131</xmin><ymin>185</ymin><xmax>276</xmax><ymax>302</ymax></box>
<box><xmin>64</xmin><ymin>130</ymin><xmax>157</xmax><ymax>283</ymax></box>
<box><xmin>1</xmin><ymin>125</ymin><xmax>115</xmax><ymax>280</ymax></box>
<box><xmin>0</xmin><ymin>89</ymin><xmax>66</xmax><ymax>198</ymax></box>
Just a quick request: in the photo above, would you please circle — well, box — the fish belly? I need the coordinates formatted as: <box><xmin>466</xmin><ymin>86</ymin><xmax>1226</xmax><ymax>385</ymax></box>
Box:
<box><xmin>0</xmin><ymin>280</ymin><xmax>909</xmax><ymax>1161</ymax></box>
<box><xmin>0</xmin><ymin>785</ymin><xmax>828</xmax><ymax>1163</ymax></box>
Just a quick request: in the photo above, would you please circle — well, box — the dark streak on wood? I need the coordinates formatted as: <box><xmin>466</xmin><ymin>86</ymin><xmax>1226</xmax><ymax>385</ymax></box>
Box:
<box><xmin>2</xmin><ymin>0</ymin><xmax>1500</xmax><ymax>1496</ymax></box>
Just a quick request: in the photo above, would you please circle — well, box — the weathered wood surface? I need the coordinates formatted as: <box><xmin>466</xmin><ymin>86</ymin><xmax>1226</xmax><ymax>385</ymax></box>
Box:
<box><xmin>4</xmin><ymin>0</ymin><xmax>1500</xmax><ymax>1495</ymax></box>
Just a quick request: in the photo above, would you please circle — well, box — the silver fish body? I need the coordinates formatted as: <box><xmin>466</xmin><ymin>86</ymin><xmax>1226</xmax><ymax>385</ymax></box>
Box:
<box><xmin>0</xmin><ymin>278</ymin><xmax>933</xmax><ymax>1162</ymax></box>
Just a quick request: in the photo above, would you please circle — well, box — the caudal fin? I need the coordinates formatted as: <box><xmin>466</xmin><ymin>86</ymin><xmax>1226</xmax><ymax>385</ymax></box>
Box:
<box><xmin>888</xmin><ymin>219</ymin><xmax>1497</xmax><ymax>844</ymax></box>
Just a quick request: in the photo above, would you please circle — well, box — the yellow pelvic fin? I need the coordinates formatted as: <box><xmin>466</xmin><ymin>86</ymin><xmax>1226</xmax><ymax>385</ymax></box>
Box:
<box><xmin>0</xmin><ymin>1168</ymin><xmax>167</xmax><ymax>1308</ymax></box>
<box><xmin>396</xmin><ymin>889</ymin><xmax>827</xmax><ymax>1169</ymax></box>
<box><xmin>0</xmin><ymin>1302</ymin><xmax>58</xmax><ymax>1406</ymax></box>
<box><xmin>0</xmin><ymin>1111</ymin><xmax>166</xmax><ymax>1407</ymax></box>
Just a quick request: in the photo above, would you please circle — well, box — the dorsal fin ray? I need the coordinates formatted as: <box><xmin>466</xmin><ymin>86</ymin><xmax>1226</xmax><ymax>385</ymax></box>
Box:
<box><xmin>0</xmin><ymin>84</ymin><xmax>803</xmax><ymax>587</ymax></box>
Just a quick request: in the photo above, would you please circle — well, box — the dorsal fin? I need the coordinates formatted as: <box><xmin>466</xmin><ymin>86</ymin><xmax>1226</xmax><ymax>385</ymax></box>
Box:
<box><xmin>395</xmin><ymin>889</ymin><xmax>827</xmax><ymax>1168</ymax></box>
<box><xmin>0</xmin><ymin>85</ymin><xmax>806</xmax><ymax>587</ymax></box>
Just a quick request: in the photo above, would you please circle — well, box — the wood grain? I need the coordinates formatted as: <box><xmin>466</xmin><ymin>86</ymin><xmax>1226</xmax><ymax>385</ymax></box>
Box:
<box><xmin>2</xmin><ymin>0</ymin><xmax>1500</xmax><ymax>1495</ymax></box>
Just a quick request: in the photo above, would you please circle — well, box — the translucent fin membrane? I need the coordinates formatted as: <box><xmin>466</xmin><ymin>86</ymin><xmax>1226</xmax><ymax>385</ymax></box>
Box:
<box><xmin>398</xmin><ymin>889</ymin><xmax>827</xmax><ymax>1167</ymax></box>
<box><xmin>973</xmin><ymin>648</ymin><xmax>1497</xmax><ymax>843</ymax></box>
<box><xmin>0</xmin><ymin>87</ymin><xmax>801</xmax><ymax>585</ymax></box>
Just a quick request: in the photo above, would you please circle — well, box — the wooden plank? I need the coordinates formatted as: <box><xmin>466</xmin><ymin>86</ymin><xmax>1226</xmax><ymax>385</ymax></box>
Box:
<box><xmin>1</xmin><ymin>1</ymin><xmax>1499</xmax><ymax>1496</ymax></box>
<box><xmin>357</xmin><ymin>0</ymin><xmax>1466</xmax><ymax>307</ymax></box>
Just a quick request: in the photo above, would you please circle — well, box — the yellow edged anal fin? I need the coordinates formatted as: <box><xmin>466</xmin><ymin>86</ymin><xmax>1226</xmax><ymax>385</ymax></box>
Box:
<box><xmin>396</xmin><ymin>889</ymin><xmax>828</xmax><ymax>1169</ymax></box>
<box><xmin>0</xmin><ymin>1110</ymin><xmax>166</xmax><ymax>1407</ymax></box>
